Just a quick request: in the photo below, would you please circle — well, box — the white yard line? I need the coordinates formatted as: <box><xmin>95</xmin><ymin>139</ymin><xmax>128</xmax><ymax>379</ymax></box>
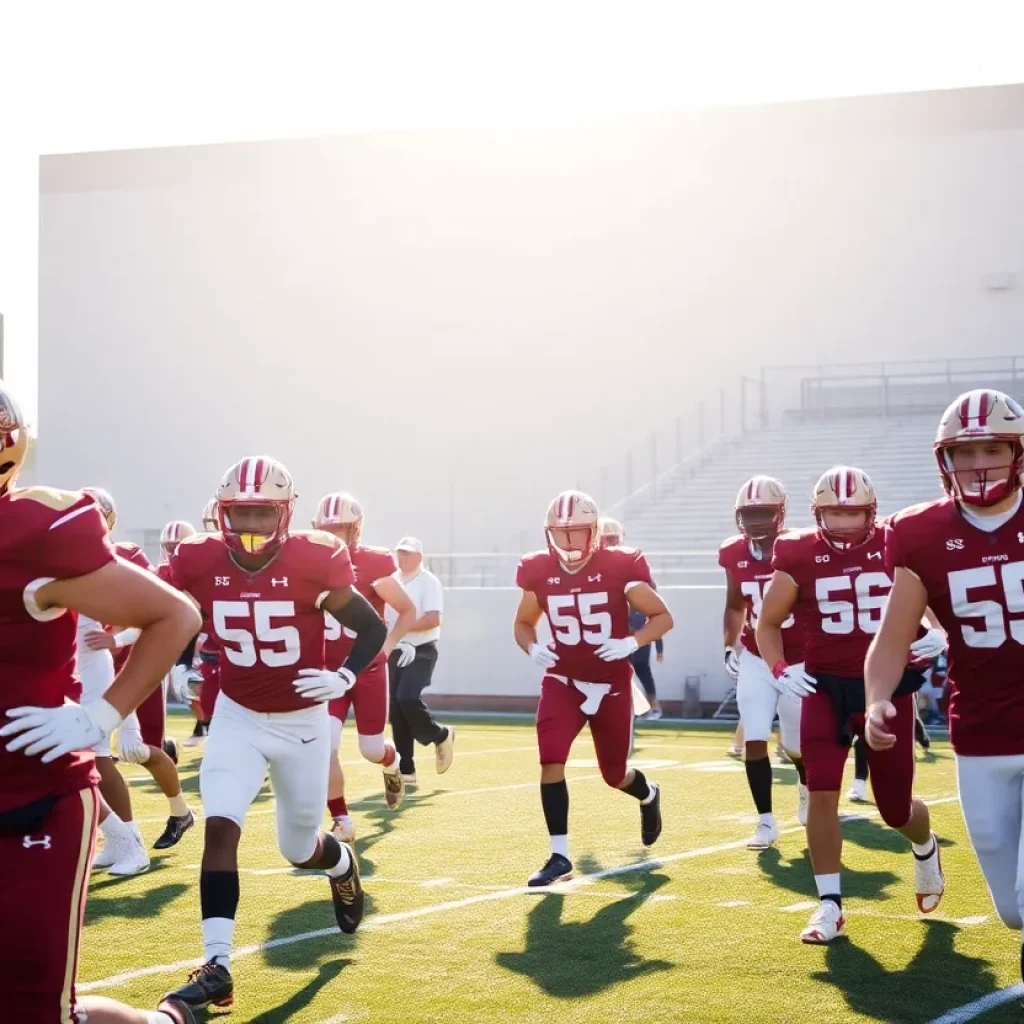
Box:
<box><xmin>924</xmin><ymin>985</ymin><xmax>1024</xmax><ymax>1023</ymax></box>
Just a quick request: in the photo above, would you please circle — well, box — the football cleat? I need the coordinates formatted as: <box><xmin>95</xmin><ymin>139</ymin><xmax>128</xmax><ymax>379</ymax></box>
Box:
<box><xmin>726</xmin><ymin>744</ymin><xmax>742</xmax><ymax>760</ymax></box>
<box><xmin>640</xmin><ymin>783</ymin><xmax>662</xmax><ymax>847</ymax></box>
<box><xmin>163</xmin><ymin>737</ymin><xmax>179</xmax><ymax>764</ymax></box>
<box><xmin>747</xmin><ymin>821</ymin><xmax>778</xmax><ymax>850</ymax></box>
<box><xmin>164</xmin><ymin>959</ymin><xmax>234</xmax><ymax>1009</ymax></box>
<box><xmin>801</xmin><ymin>900</ymin><xmax>846</xmax><ymax>944</ymax></box>
<box><xmin>435</xmin><ymin>727</ymin><xmax>455</xmax><ymax>775</ymax></box>
<box><xmin>156</xmin><ymin>996</ymin><xmax>198</xmax><ymax>1024</ymax></box>
<box><xmin>528</xmin><ymin>853</ymin><xmax>573</xmax><ymax>887</ymax></box>
<box><xmin>847</xmin><ymin>779</ymin><xmax>868</xmax><ymax>804</ymax></box>
<box><xmin>153</xmin><ymin>809</ymin><xmax>195</xmax><ymax>850</ymax></box>
<box><xmin>331</xmin><ymin>818</ymin><xmax>356</xmax><ymax>844</ymax></box>
<box><xmin>329</xmin><ymin>842</ymin><xmax>365</xmax><ymax>934</ymax></box>
<box><xmin>182</xmin><ymin>720</ymin><xmax>207</xmax><ymax>748</ymax></box>
<box><xmin>91</xmin><ymin>836</ymin><xmax>124</xmax><ymax>871</ymax></box>
<box><xmin>914</xmin><ymin>834</ymin><xmax>945</xmax><ymax>914</ymax></box>
<box><xmin>400</xmin><ymin>773</ymin><xmax>418</xmax><ymax>788</ymax></box>
<box><xmin>797</xmin><ymin>782</ymin><xmax>809</xmax><ymax>826</ymax></box>
<box><xmin>383</xmin><ymin>764</ymin><xmax>405</xmax><ymax>810</ymax></box>
<box><xmin>645</xmin><ymin>707</ymin><xmax>663</xmax><ymax>722</ymax></box>
<box><xmin>108</xmin><ymin>834</ymin><xmax>150</xmax><ymax>877</ymax></box>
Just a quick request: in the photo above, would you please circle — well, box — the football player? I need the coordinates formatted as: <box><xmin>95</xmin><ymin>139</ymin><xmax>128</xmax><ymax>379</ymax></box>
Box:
<box><xmin>0</xmin><ymin>384</ymin><xmax>203</xmax><ymax>1023</ymax></box>
<box><xmin>719</xmin><ymin>476</ymin><xmax>809</xmax><ymax>849</ymax></box>
<box><xmin>599</xmin><ymin>516</ymin><xmax>624</xmax><ymax>548</ymax></box>
<box><xmin>201</xmin><ymin>497</ymin><xmax>219</xmax><ymax>533</ymax></box>
<box><xmin>514</xmin><ymin>491</ymin><xmax>673</xmax><ymax>886</ymax></box>
<box><xmin>161</xmin><ymin>456</ymin><xmax>387</xmax><ymax>1011</ymax></box>
<box><xmin>314</xmin><ymin>492</ymin><xmax>416</xmax><ymax>839</ymax></box>
<box><xmin>866</xmin><ymin>389</ymin><xmax>1024</xmax><ymax>984</ymax></box>
<box><xmin>756</xmin><ymin>467</ymin><xmax>945</xmax><ymax>943</ymax></box>
<box><xmin>79</xmin><ymin>489</ymin><xmax>196</xmax><ymax>862</ymax></box>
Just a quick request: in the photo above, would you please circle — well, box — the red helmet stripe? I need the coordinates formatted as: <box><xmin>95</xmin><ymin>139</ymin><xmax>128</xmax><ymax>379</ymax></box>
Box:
<box><xmin>747</xmin><ymin>478</ymin><xmax>757</xmax><ymax>501</ymax></box>
<box><xmin>959</xmin><ymin>395</ymin><xmax>972</xmax><ymax>429</ymax></box>
<box><xmin>978</xmin><ymin>391</ymin><xmax>991</xmax><ymax>428</ymax></box>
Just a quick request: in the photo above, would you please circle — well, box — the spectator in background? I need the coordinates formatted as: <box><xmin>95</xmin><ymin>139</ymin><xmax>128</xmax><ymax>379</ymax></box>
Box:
<box><xmin>630</xmin><ymin>605</ymin><xmax>664</xmax><ymax>720</ymax></box>
<box><xmin>387</xmin><ymin>537</ymin><xmax>455</xmax><ymax>784</ymax></box>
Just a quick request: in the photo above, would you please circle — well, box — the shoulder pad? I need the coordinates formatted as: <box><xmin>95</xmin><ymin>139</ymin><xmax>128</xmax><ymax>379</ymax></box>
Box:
<box><xmin>9</xmin><ymin>486</ymin><xmax>83</xmax><ymax>512</ymax></box>
<box><xmin>177</xmin><ymin>532</ymin><xmax>219</xmax><ymax>549</ymax></box>
<box><xmin>293</xmin><ymin>529</ymin><xmax>342</xmax><ymax>549</ymax></box>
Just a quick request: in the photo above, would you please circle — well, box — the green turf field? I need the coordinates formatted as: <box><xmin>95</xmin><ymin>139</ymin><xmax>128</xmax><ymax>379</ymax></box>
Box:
<box><xmin>79</xmin><ymin>715</ymin><xmax>1024</xmax><ymax>1023</ymax></box>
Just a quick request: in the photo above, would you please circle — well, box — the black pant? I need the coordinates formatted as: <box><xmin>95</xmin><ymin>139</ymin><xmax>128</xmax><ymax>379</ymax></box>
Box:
<box><xmin>389</xmin><ymin>642</ymin><xmax>443</xmax><ymax>775</ymax></box>
<box><xmin>630</xmin><ymin>646</ymin><xmax>657</xmax><ymax>699</ymax></box>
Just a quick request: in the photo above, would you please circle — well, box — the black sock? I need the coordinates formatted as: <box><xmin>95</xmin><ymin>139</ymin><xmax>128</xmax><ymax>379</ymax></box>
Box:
<box><xmin>621</xmin><ymin>769</ymin><xmax>652</xmax><ymax>802</ymax></box>
<box><xmin>744</xmin><ymin>756</ymin><xmax>773</xmax><ymax>814</ymax></box>
<box><xmin>915</xmin><ymin>717</ymin><xmax>928</xmax><ymax>746</ymax></box>
<box><xmin>853</xmin><ymin>737</ymin><xmax>869</xmax><ymax>782</ymax></box>
<box><xmin>912</xmin><ymin>837</ymin><xmax>937</xmax><ymax>861</ymax></box>
<box><xmin>793</xmin><ymin>757</ymin><xmax>807</xmax><ymax>787</ymax></box>
<box><xmin>200</xmin><ymin>870</ymin><xmax>239</xmax><ymax>921</ymax></box>
<box><xmin>301</xmin><ymin>830</ymin><xmax>344</xmax><ymax>871</ymax></box>
<box><xmin>540</xmin><ymin>780</ymin><xmax>569</xmax><ymax>837</ymax></box>
<box><xmin>434</xmin><ymin>726</ymin><xmax>449</xmax><ymax>745</ymax></box>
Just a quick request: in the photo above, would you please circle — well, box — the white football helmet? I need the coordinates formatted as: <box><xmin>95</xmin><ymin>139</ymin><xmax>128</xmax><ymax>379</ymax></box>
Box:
<box><xmin>313</xmin><ymin>491</ymin><xmax>364</xmax><ymax>548</ymax></box>
<box><xmin>735</xmin><ymin>475</ymin><xmax>786</xmax><ymax>542</ymax></box>
<box><xmin>160</xmin><ymin>520</ymin><xmax>196</xmax><ymax>561</ymax></box>
<box><xmin>598</xmin><ymin>516</ymin><xmax>624</xmax><ymax>548</ymax></box>
<box><xmin>0</xmin><ymin>382</ymin><xmax>28</xmax><ymax>497</ymax></box>
<box><xmin>812</xmin><ymin>466</ymin><xmax>877</xmax><ymax>550</ymax></box>
<box><xmin>545</xmin><ymin>491</ymin><xmax>600</xmax><ymax>570</ymax></box>
<box><xmin>935</xmin><ymin>389</ymin><xmax>1024</xmax><ymax>506</ymax></box>
<box><xmin>217</xmin><ymin>455</ymin><xmax>296</xmax><ymax>556</ymax></box>
<box><xmin>82</xmin><ymin>487</ymin><xmax>117</xmax><ymax>531</ymax></box>
<box><xmin>201</xmin><ymin>498</ymin><xmax>219</xmax><ymax>533</ymax></box>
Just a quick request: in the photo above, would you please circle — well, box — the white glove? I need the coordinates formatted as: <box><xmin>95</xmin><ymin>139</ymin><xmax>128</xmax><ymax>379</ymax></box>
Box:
<box><xmin>170</xmin><ymin>664</ymin><xmax>203</xmax><ymax>704</ymax></box>
<box><xmin>724</xmin><ymin>648</ymin><xmax>741</xmax><ymax>680</ymax></box>
<box><xmin>293</xmin><ymin>667</ymin><xmax>357</xmax><ymax>703</ymax></box>
<box><xmin>774</xmin><ymin>664</ymin><xmax>817</xmax><ymax>700</ymax></box>
<box><xmin>595</xmin><ymin>636</ymin><xmax>639</xmax><ymax>662</ymax></box>
<box><xmin>394</xmin><ymin>641</ymin><xmax>416</xmax><ymax>669</ymax></box>
<box><xmin>910</xmin><ymin>627</ymin><xmax>947</xmax><ymax>663</ymax></box>
<box><xmin>528</xmin><ymin>642</ymin><xmax>559</xmax><ymax>669</ymax></box>
<box><xmin>117</xmin><ymin>715</ymin><xmax>150</xmax><ymax>765</ymax></box>
<box><xmin>1</xmin><ymin>699</ymin><xmax>122</xmax><ymax>764</ymax></box>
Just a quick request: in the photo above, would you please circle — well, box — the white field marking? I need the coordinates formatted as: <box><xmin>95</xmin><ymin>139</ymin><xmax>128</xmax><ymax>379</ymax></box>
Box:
<box><xmin>421</xmin><ymin>877</ymin><xmax>453</xmax><ymax>888</ymax></box>
<box><xmin>924</xmin><ymin>984</ymin><xmax>1024</xmax><ymax>1024</ymax></box>
<box><xmin>717</xmin><ymin>900</ymin><xmax>751</xmax><ymax>908</ymax></box>
<box><xmin>781</xmin><ymin>901</ymin><xmax>818</xmax><ymax>913</ymax></box>
<box><xmin>82</xmin><ymin>791</ymin><xmax>962</xmax><ymax>993</ymax></box>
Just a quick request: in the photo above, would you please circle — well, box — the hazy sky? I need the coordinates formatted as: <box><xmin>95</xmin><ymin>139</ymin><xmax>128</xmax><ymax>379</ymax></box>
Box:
<box><xmin>3</xmin><ymin>0</ymin><xmax>1024</xmax><ymax>426</ymax></box>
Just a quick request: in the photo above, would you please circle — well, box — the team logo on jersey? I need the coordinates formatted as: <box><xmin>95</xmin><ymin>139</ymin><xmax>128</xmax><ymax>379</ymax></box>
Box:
<box><xmin>946</xmin><ymin>539</ymin><xmax>964</xmax><ymax>550</ymax></box>
<box><xmin>737</xmin><ymin>561</ymin><xmax>748</xmax><ymax>568</ymax></box>
<box><xmin>547</xmin><ymin>577</ymin><xmax>561</xmax><ymax>585</ymax></box>
<box><xmin>868</xmin><ymin>551</ymin><xmax>882</xmax><ymax>561</ymax></box>
<box><xmin>272</xmin><ymin>577</ymin><xmax>289</xmax><ymax>587</ymax></box>
<box><xmin>22</xmin><ymin>835</ymin><xmax>51</xmax><ymax>850</ymax></box>
<box><xmin>815</xmin><ymin>554</ymin><xmax>830</xmax><ymax>563</ymax></box>
<box><xmin>588</xmin><ymin>574</ymin><xmax>602</xmax><ymax>583</ymax></box>
<box><xmin>215</xmin><ymin>576</ymin><xmax>231</xmax><ymax>586</ymax></box>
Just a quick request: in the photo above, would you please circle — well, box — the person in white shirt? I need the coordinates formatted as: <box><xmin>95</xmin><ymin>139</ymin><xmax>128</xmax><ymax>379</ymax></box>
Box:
<box><xmin>387</xmin><ymin>538</ymin><xmax>454</xmax><ymax>783</ymax></box>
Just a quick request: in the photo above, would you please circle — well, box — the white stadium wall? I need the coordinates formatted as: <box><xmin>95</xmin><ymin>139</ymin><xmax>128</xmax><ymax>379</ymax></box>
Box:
<box><xmin>38</xmin><ymin>84</ymin><xmax>1024</xmax><ymax>553</ymax></box>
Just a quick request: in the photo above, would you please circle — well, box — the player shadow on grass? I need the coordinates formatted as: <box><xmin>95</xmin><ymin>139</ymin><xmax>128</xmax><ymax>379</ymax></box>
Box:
<box><xmin>812</xmin><ymin>919</ymin><xmax>999</xmax><ymax>1023</ymax></box>
<box><xmin>757</xmin><ymin>847</ymin><xmax>900</xmax><ymax>903</ymax></box>
<box><xmin>494</xmin><ymin>861</ymin><xmax>674</xmax><ymax>998</ymax></box>
<box><xmin>348</xmin><ymin>787</ymin><xmax>441</xmax><ymax>880</ymax></box>
<box><xmin>840</xmin><ymin>816</ymin><xmax>957</xmax><ymax>856</ymax></box>
<box><xmin>244</xmin><ymin>958</ymin><xmax>352</xmax><ymax>1024</ymax></box>
<box><xmin>84</xmin><ymin>881</ymin><xmax>188</xmax><ymax>925</ymax></box>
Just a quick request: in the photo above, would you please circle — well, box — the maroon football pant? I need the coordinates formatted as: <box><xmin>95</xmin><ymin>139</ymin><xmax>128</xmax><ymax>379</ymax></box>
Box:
<box><xmin>537</xmin><ymin>675</ymin><xmax>632</xmax><ymax>787</ymax></box>
<box><xmin>136</xmin><ymin>681</ymin><xmax>166</xmax><ymax>748</ymax></box>
<box><xmin>0</xmin><ymin>786</ymin><xmax>97</xmax><ymax>1022</ymax></box>
<box><xmin>801</xmin><ymin>691</ymin><xmax>916</xmax><ymax>828</ymax></box>
<box><xmin>329</xmin><ymin>658</ymin><xmax>389</xmax><ymax>736</ymax></box>
<box><xmin>199</xmin><ymin>659</ymin><xmax>221</xmax><ymax>721</ymax></box>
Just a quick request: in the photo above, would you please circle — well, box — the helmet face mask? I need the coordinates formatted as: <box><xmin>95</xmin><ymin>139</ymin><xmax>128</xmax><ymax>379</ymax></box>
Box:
<box><xmin>217</xmin><ymin>456</ymin><xmax>295</xmax><ymax>558</ymax></box>
<box><xmin>935</xmin><ymin>391</ymin><xmax>1024</xmax><ymax>508</ymax></box>
<box><xmin>812</xmin><ymin>466</ymin><xmax>877</xmax><ymax>551</ymax></box>
<box><xmin>545</xmin><ymin>491</ymin><xmax>600</xmax><ymax>571</ymax></box>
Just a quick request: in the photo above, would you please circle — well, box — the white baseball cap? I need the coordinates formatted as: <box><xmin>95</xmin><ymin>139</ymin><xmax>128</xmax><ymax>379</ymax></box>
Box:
<box><xmin>395</xmin><ymin>536</ymin><xmax>423</xmax><ymax>554</ymax></box>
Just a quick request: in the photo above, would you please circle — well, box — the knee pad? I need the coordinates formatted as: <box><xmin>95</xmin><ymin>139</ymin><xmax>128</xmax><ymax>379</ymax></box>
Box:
<box><xmin>357</xmin><ymin>732</ymin><xmax>387</xmax><ymax>764</ymax></box>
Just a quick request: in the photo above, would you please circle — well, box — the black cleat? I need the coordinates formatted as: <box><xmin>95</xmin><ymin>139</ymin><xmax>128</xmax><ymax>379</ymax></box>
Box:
<box><xmin>329</xmin><ymin>842</ymin><xmax>365</xmax><ymax>934</ymax></box>
<box><xmin>528</xmin><ymin>853</ymin><xmax>573</xmax><ymax>887</ymax></box>
<box><xmin>163</xmin><ymin>737</ymin><xmax>179</xmax><ymax>764</ymax></box>
<box><xmin>153</xmin><ymin>809</ymin><xmax>195</xmax><ymax>850</ymax></box>
<box><xmin>157</xmin><ymin>996</ymin><xmax>198</xmax><ymax>1024</ymax></box>
<box><xmin>641</xmin><ymin>783</ymin><xmax>662</xmax><ymax>847</ymax></box>
<box><xmin>164</xmin><ymin>958</ymin><xmax>233</xmax><ymax>1009</ymax></box>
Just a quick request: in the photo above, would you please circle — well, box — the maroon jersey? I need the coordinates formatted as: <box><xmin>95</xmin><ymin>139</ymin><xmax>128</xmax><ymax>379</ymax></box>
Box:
<box><xmin>166</xmin><ymin>530</ymin><xmax>355</xmax><ymax>712</ymax></box>
<box><xmin>886</xmin><ymin>497</ymin><xmax>1024</xmax><ymax>756</ymax></box>
<box><xmin>111</xmin><ymin>541</ymin><xmax>152</xmax><ymax>671</ymax></box>
<box><xmin>719</xmin><ymin>533</ymin><xmax>805</xmax><ymax>663</ymax></box>
<box><xmin>517</xmin><ymin>546</ymin><xmax>653</xmax><ymax>685</ymax></box>
<box><xmin>325</xmin><ymin>545</ymin><xmax>396</xmax><ymax>671</ymax></box>
<box><xmin>772</xmin><ymin>525</ymin><xmax>892</xmax><ymax>678</ymax></box>
<box><xmin>0</xmin><ymin>488</ymin><xmax>114</xmax><ymax>812</ymax></box>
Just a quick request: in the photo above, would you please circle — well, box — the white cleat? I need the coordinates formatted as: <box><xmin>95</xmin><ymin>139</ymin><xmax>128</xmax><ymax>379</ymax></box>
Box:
<box><xmin>435</xmin><ymin>727</ymin><xmax>455</xmax><ymax>775</ymax></box>
<box><xmin>746</xmin><ymin>821</ymin><xmax>779</xmax><ymax>850</ymax></box>
<box><xmin>645</xmin><ymin>707</ymin><xmax>663</xmax><ymax>721</ymax></box>
<box><xmin>107</xmin><ymin>835</ymin><xmax>151</xmax><ymax>877</ymax></box>
<box><xmin>400</xmin><ymin>773</ymin><xmax>417</xmax><ymax>788</ymax></box>
<box><xmin>914</xmin><ymin>834</ymin><xmax>945</xmax><ymax>914</ymax></box>
<box><xmin>91</xmin><ymin>837</ymin><xmax>124</xmax><ymax>871</ymax></box>
<box><xmin>332</xmin><ymin>818</ymin><xmax>356</xmax><ymax>844</ymax></box>
<box><xmin>801</xmin><ymin>900</ymin><xmax>846</xmax><ymax>944</ymax></box>
<box><xmin>726</xmin><ymin>745</ymin><xmax>743</xmax><ymax>760</ymax></box>
<box><xmin>847</xmin><ymin>779</ymin><xmax>868</xmax><ymax>804</ymax></box>
<box><xmin>797</xmin><ymin>783</ymin><xmax>809</xmax><ymax>826</ymax></box>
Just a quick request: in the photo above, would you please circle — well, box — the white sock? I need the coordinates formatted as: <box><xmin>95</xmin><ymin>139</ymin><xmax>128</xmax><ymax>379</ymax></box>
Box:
<box><xmin>641</xmin><ymin>782</ymin><xmax>658</xmax><ymax>806</ymax></box>
<box><xmin>202</xmin><ymin>916</ymin><xmax>235</xmax><ymax>968</ymax></box>
<box><xmin>550</xmin><ymin>835</ymin><xmax>569</xmax><ymax>859</ymax></box>
<box><xmin>100</xmin><ymin>812</ymin><xmax>132</xmax><ymax>844</ymax></box>
<box><xmin>168</xmin><ymin>792</ymin><xmax>189</xmax><ymax>818</ymax></box>
<box><xmin>911</xmin><ymin>833</ymin><xmax>936</xmax><ymax>857</ymax></box>
<box><xmin>333</xmin><ymin>814</ymin><xmax>353</xmax><ymax>828</ymax></box>
<box><xmin>815</xmin><ymin>873</ymin><xmax>842</xmax><ymax>899</ymax></box>
<box><xmin>758</xmin><ymin>813</ymin><xmax>775</xmax><ymax>827</ymax></box>
<box><xmin>326</xmin><ymin>839</ymin><xmax>353</xmax><ymax>878</ymax></box>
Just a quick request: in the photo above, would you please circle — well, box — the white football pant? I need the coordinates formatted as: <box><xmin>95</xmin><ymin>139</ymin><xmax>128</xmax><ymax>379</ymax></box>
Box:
<box><xmin>201</xmin><ymin>692</ymin><xmax>330</xmax><ymax>865</ymax></box>
<box><xmin>79</xmin><ymin>644</ymin><xmax>115</xmax><ymax>757</ymax></box>
<box><xmin>956</xmin><ymin>753</ymin><xmax>1024</xmax><ymax>931</ymax></box>
<box><xmin>736</xmin><ymin>648</ymin><xmax>802</xmax><ymax>753</ymax></box>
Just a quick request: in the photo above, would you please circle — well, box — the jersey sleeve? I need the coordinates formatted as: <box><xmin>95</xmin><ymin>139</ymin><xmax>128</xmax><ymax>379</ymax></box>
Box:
<box><xmin>624</xmin><ymin>550</ymin><xmax>653</xmax><ymax>587</ymax></box>
<box><xmin>39</xmin><ymin>494</ymin><xmax>116</xmax><ymax>579</ymax></box>
<box><xmin>717</xmin><ymin>539</ymin><xmax>732</xmax><ymax>570</ymax></box>
<box><xmin>163</xmin><ymin>546</ymin><xmax>191</xmax><ymax>592</ymax></box>
<box><xmin>372</xmin><ymin>550</ymin><xmax>398</xmax><ymax>581</ymax></box>
<box><xmin>771</xmin><ymin>534</ymin><xmax>801</xmax><ymax>578</ymax></box>
<box><xmin>515</xmin><ymin>558</ymin><xmax>533</xmax><ymax>591</ymax></box>
<box><xmin>884</xmin><ymin>517</ymin><xmax>912</xmax><ymax>578</ymax></box>
<box><xmin>323</xmin><ymin>539</ymin><xmax>357</xmax><ymax>591</ymax></box>
<box><xmin>116</xmin><ymin>542</ymin><xmax>152</xmax><ymax>572</ymax></box>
